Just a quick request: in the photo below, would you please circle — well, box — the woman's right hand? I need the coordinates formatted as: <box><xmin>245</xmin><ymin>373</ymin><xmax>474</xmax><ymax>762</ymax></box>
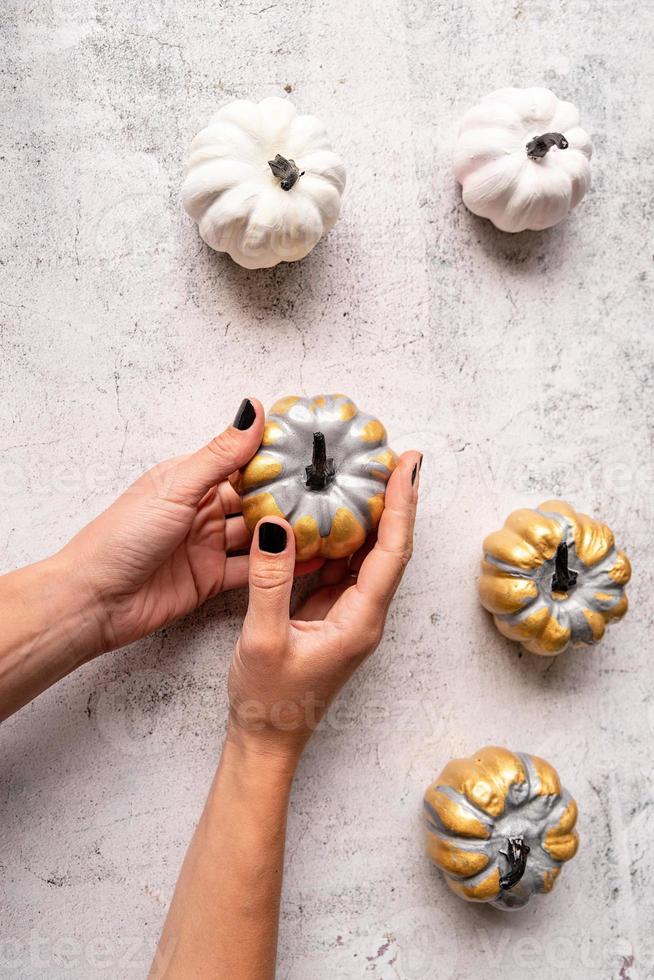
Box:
<box><xmin>226</xmin><ymin>450</ymin><xmax>422</xmax><ymax>766</ymax></box>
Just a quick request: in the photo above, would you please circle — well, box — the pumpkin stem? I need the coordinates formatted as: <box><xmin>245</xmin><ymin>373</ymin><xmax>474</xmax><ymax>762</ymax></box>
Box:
<box><xmin>526</xmin><ymin>132</ymin><xmax>569</xmax><ymax>159</ymax></box>
<box><xmin>499</xmin><ymin>837</ymin><xmax>530</xmax><ymax>890</ymax></box>
<box><xmin>551</xmin><ymin>541</ymin><xmax>578</xmax><ymax>594</ymax></box>
<box><xmin>268</xmin><ymin>153</ymin><xmax>304</xmax><ymax>191</ymax></box>
<box><xmin>305</xmin><ymin>432</ymin><xmax>335</xmax><ymax>490</ymax></box>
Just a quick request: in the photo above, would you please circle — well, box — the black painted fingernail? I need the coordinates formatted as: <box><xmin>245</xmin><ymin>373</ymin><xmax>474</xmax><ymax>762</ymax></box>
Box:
<box><xmin>233</xmin><ymin>398</ymin><xmax>256</xmax><ymax>430</ymax></box>
<box><xmin>411</xmin><ymin>463</ymin><xmax>418</xmax><ymax>485</ymax></box>
<box><xmin>419</xmin><ymin>453</ymin><xmax>424</xmax><ymax>471</ymax></box>
<box><xmin>259</xmin><ymin>522</ymin><xmax>287</xmax><ymax>554</ymax></box>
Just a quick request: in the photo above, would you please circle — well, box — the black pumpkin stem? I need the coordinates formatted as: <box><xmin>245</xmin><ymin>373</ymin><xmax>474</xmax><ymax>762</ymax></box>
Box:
<box><xmin>268</xmin><ymin>153</ymin><xmax>304</xmax><ymax>191</ymax></box>
<box><xmin>551</xmin><ymin>541</ymin><xmax>578</xmax><ymax>594</ymax></box>
<box><xmin>526</xmin><ymin>132</ymin><xmax>569</xmax><ymax>159</ymax></box>
<box><xmin>305</xmin><ymin>432</ymin><xmax>335</xmax><ymax>490</ymax></box>
<box><xmin>499</xmin><ymin>837</ymin><xmax>530</xmax><ymax>890</ymax></box>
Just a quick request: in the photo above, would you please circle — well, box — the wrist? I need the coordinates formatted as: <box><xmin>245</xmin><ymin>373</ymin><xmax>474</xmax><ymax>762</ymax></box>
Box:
<box><xmin>0</xmin><ymin>554</ymin><xmax>107</xmax><ymax>720</ymax></box>
<box><xmin>224</xmin><ymin>719</ymin><xmax>304</xmax><ymax>780</ymax></box>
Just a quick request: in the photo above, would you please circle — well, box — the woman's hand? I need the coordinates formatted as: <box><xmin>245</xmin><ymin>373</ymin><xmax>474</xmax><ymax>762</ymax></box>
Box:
<box><xmin>227</xmin><ymin>449</ymin><xmax>422</xmax><ymax>765</ymax></box>
<box><xmin>59</xmin><ymin>398</ymin><xmax>320</xmax><ymax>655</ymax></box>
<box><xmin>151</xmin><ymin>449</ymin><xmax>421</xmax><ymax>980</ymax></box>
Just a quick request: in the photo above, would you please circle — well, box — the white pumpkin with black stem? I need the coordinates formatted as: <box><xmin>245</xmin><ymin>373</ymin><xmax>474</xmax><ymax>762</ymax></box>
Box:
<box><xmin>181</xmin><ymin>97</ymin><xmax>346</xmax><ymax>269</ymax></box>
<box><xmin>454</xmin><ymin>87</ymin><xmax>592</xmax><ymax>232</ymax></box>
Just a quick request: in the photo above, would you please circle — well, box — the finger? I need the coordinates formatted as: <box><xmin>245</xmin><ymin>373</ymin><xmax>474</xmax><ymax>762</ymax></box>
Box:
<box><xmin>220</xmin><ymin>553</ymin><xmax>324</xmax><ymax>593</ymax></box>
<box><xmin>333</xmin><ymin>451</ymin><xmax>421</xmax><ymax>630</ymax></box>
<box><xmin>225</xmin><ymin>515</ymin><xmax>251</xmax><ymax>553</ymax></box>
<box><xmin>157</xmin><ymin>398</ymin><xmax>264</xmax><ymax>508</ymax></box>
<box><xmin>222</xmin><ymin>554</ymin><xmax>250</xmax><ymax>591</ymax></box>
<box><xmin>242</xmin><ymin>517</ymin><xmax>295</xmax><ymax>650</ymax></box>
<box><xmin>349</xmin><ymin>535</ymin><xmax>376</xmax><ymax>575</ymax></box>
<box><xmin>293</xmin><ymin>581</ymin><xmax>352</xmax><ymax>622</ymax></box>
<box><xmin>217</xmin><ymin>480</ymin><xmax>244</xmax><ymax>516</ymax></box>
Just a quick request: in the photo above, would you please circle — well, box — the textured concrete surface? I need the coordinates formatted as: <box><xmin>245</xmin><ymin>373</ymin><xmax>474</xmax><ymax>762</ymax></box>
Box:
<box><xmin>1</xmin><ymin>1</ymin><xmax>653</xmax><ymax>977</ymax></box>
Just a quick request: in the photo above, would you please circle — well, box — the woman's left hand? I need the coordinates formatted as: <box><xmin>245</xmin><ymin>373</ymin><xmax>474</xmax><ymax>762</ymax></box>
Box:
<box><xmin>58</xmin><ymin>398</ymin><xmax>321</xmax><ymax>654</ymax></box>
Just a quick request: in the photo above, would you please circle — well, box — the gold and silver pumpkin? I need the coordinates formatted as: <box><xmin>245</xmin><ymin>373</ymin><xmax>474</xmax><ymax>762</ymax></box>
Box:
<box><xmin>236</xmin><ymin>394</ymin><xmax>398</xmax><ymax>560</ymax></box>
<box><xmin>424</xmin><ymin>747</ymin><xmax>579</xmax><ymax>911</ymax></box>
<box><xmin>478</xmin><ymin>499</ymin><xmax>631</xmax><ymax>656</ymax></box>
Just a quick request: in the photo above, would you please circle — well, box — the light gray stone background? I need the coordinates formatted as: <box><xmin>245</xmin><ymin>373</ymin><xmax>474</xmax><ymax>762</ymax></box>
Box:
<box><xmin>1</xmin><ymin>0</ymin><xmax>653</xmax><ymax>977</ymax></box>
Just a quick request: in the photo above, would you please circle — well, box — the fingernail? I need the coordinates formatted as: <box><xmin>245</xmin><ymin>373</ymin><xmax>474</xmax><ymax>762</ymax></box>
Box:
<box><xmin>233</xmin><ymin>398</ymin><xmax>256</xmax><ymax>430</ymax></box>
<box><xmin>259</xmin><ymin>522</ymin><xmax>287</xmax><ymax>554</ymax></box>
<box><xmin>411</xmin><ymin>463</ymin><xmax>418</xmax><ymax>486</ymax></box>
<box><xmin>419</xmin><ymin>453</ymin><xmax>424</xmax><ymax>471</ymax></box>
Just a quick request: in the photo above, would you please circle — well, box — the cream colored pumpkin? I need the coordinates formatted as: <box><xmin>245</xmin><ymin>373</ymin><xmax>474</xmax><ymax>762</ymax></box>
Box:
<box><xmin>424</xmin><ymin>747</ymin><xmax>579</xmax><ymax>911</ymax></box>
<box><xmin>181</xmin><ymin>97</ymin><xmax>346</xmax><ymax>269</ymax></box>
<box><xmin>454</xmin><ymin>87</ymin><xmax>592</xmax><ymax>232</ymax></box>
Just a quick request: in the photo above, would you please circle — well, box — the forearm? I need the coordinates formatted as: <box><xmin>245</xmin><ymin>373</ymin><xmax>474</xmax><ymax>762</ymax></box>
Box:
<box><xmin>151</xmin><ymin>732</ymin><xmax>298</xmax><ymax>980</ymax></box>
<box><xmin>0</xmin><ymin>554</ymin><xmax>105</xmax><ymax>720</ymax></box>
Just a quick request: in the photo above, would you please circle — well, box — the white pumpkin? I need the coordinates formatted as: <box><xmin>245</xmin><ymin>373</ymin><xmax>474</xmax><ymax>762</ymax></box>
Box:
<box><xmin>454</xmin><ymin>87</ymin><xmax>592</xmax><ymax>233</ymax></box>
<box><xmin>181</xmin><ymin>97</ymin><xmax>346</xmax><ymax>269</ymax></box>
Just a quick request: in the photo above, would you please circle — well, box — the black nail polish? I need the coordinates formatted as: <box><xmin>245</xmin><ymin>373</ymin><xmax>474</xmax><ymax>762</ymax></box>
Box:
<box><xmin>411</xmin><ymin>463</ymin><xmax>418</xmax><ymax>486</ymax></box>
<box><xmin>233</xmin><ymin>398</ymin><xmax>256</xmax><ymax>430</ymax></box>
<box><xmin>419</xmin><ymin>453</ymin><xmax>424</xmax><ymax>471</ymax></box>
<box><xmin>259</xmin><ymin>522</ymin><xmax>287</xmax><ymax>554</ymax></box>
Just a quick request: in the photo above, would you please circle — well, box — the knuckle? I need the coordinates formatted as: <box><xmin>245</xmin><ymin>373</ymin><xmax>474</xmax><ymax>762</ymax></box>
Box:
<box><xmin>397</xmin><ymin>544</ymin><xmax>413</xmax><ymax>568</ymax></box>
<box><xmin>207</xmin><ymin>428</ymin><xmax>242</xmax><ymax>465</ymax></box>
<box><xmin>250</xmin><ymin>562</ymin><xmax>291</xmax><ymax>593</ymax></box>
<box><xmin>242</xmin><ymin>624</ymin><xmax>286</xmax><ymax>660</ymax></box>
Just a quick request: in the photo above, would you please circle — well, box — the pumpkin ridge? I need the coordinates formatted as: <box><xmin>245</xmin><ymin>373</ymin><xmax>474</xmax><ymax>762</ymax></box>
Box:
<box><xmin>424</xmin><ymin>785</ymin><xmax>494</xmax><ymax>839</ymax></box>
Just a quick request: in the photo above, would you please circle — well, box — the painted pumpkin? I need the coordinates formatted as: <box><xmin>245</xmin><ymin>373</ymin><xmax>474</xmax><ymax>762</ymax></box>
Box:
<box><xmin>424</xmin><ymin>747</ymin><xmax>579</xmax><ymax>911</ymax></box>
<box><xmin>181</xmin><ymin>97</ymin><xmax>346</xmax><ymax>269</ymax></box>
<box><xmin>454</xmin><ymin>87</ymin><xmax>592</xmax><ymax>232</ymax></box>
<box><xmin>478</xmin><ymin>500</ymin><xmax>631</xmax><ymax>656</ymax></box>
<box><xmin>236</xmin><ymin>394</ymin><xmax>398</xmax><ymax>560</ymax></box>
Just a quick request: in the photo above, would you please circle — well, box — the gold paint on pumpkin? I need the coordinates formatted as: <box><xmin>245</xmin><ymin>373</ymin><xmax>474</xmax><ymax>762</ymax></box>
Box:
<box><xmin>504</xmin><ymin>509</ymin><xmax>563</xmax><ymax>559</ymax></box>
<box><xmin>542</xmin><ymin>867</ymin><xmax>561</xmax><ymax>893</ymax></box>
<box><xmin>494</xmin><ymin>606</ymin><xmax>550</xmax><ymax>642</ymax></box>
<box><xmin>606</xmin><ymin>593</ymin><xmax>628</xmax><ymax>622</ymax></box>
<box><xmin>574</xmin><ymin>513</ymin><xmax>614</xmax><ymax>567</ymax></box>
<box><xmin>446</xmin><ymin>867</ymin><xmax>501</xmax><ymax>902</ymax></box>
<box><xmin>262</xmin><ymin>421</ymin><xmax>284</xmax><ymax>445</ymax></box>
<box><xmin>593</xmin><ymin>592</ymin><xmax>614</xmax><ymax>603</ymax></box>
<box><xmin>436</xmin><ymin>757</ymin><xmax>507</xmax><ymax>818</ymax></box>
<box><xmin>292</xmin><ymin>515</ymin><xmax>321</xmax><ymax>562</ymax></box>
<box><xmin>311</xmin><ymin>395</ymin><xmax>327</xmax><ymax>409</ymax></box>
<box><xmin>609</xmin><ymin>550</ymin><xmax>632</xmax><ymax>586</ymax></box>
<box><xmin>522</xmin><ymin>614</ymin><xmax>570</xmax><ymax>656</ymax></box>
<box><xmin>583</xmin><ymin>608</ymin><xmax>606</xmax><ymax>642</ymax></box>
<box><xmin>543</xmin><ymin>830</ymin><xmax>579</xmax><ymax>863</ymax></box>
<box><xmin>269</xmin><ymin>395</ymin><xmax>300</xmax><ymax>416</ymax></box>
<box><xmin>240</xmin><ymin>454</ymin><xmax>283</xmax><ymax>492</ymax></box>
<box><xmin>472</xmin><ymin>747</ymin><xmax>527</xmax><ymax>799</ymax></box>
<box><xmin>241</xmin><ymin>492</ymin><xmax>285</xmax><ymax>531</ymax></box>
<box><xmin>372</xmin><ymin>448</ymin><xmax>399</xmax><ymax>473</ymax></box>
<box><xmin>530</xmin><ymin>755</ymin><xmax>561</xmax><ymax>797</ymax></box>
<box><xmin>338</xmin><ymin>400</ymin><xmax>357</xmax><ymax>421</ymax></box>
<box><xmin>360</xmin><ymin>419</ymin><xmax>386</xmax><ymax>443</ymax></box>
<box><xmin>423</xmin><ymin>787</ymin><xmax>491</xmax><ymax>840</ymax></box>
<box><xmin>547</xmin><ymin>798</ymin><xmax>578</xmax><ymax>837</ymax></box>
<box><xmin>368</xmin><ymin>494</ymin><xmax>385</xmax><ymax>527</ymax></box>
<box><xmin>483</xmin><ymin>528</ymin><xmax>543</xmax><ymax>572</ymax></box>
<box><xmin>426</xmin><ymin>834</ymin><xmax>489</xmax><ymax>878</ymax></box>
<box><xmin>322</xmin><ymin>507</ymin><xmax>367</xmax><ymax>559</ymax></box>
<box><xmin>478</xmin><ymin>561</ymin><xmax>538</xmax><ymax>615</ymax></box>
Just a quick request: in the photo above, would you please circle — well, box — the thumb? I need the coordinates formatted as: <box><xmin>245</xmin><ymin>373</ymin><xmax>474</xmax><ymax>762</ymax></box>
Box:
<box><xmin>165</xmin><ymin>398</ymin><xmax>264</xmax><ymax>506</ymax></box>
<box><xmin>242</xmin><ymin>518</ymin><xmax>295</xmax><ymax>655</ymax></box>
